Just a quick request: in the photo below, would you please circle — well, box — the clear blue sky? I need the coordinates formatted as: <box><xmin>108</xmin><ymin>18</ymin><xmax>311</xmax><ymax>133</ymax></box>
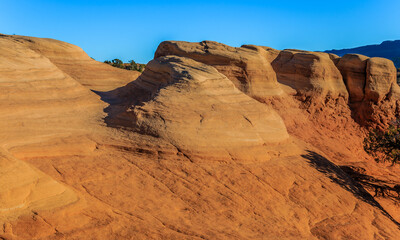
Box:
<box><xmin>1</xmin><ymin>0</ymin><xmax>399</xmax><ymax>63</ymax></box>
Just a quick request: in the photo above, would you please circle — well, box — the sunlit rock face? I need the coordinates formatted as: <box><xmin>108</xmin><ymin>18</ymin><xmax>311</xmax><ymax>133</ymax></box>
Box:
<box><xmin>271</xmin><ymin>49</ymin><xmax>348</xmax><ymax>100</ymax></box>
<box><xmin>0</xmin><ymin>35</ymin><xmax>399</xmax><ymax>239</ymax></box>
<box><xmin>336</xmin><ymin>54</ymin><xmax>369</xmax><ymax>102</ymax></box>
<box><xmin>365</xmin><ymin>57</ymin><xmax>397</xmax><ymax>103</ymax></box>
<box><xmin>111</xmin><ymin>55</ymin><xmax>289</xmax><ymax>160</ymax></box>
<box><xmin>155</xmin><ymin>40</ymin><xmax>284</xmax><ymax>100</ymax></box>
<box><xmin>8</xmin><ymin>35</ymin><xmax>140</xmax><ymax>92</ymax></box>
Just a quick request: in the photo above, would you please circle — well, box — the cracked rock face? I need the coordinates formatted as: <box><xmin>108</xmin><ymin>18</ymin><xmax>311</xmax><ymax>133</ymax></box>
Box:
<box><xmin>112</xmin><ymin>56</ymin><xmax>289</xmax><ymax>159</ymax></box>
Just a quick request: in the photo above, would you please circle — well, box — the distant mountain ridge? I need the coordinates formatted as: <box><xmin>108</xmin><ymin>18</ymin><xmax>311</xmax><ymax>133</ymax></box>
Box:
<box><xmin>325</xmin><ymin>40</ymin><xmax>400</xmax><ymax>68</ymax></box>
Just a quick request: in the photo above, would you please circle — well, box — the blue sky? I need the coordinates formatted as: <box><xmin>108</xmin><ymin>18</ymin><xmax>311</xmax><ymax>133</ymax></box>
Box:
<box><xmin>1</xmin><ymin>0</ymin><xmax>399</xmax><ymax>63</ymax></box>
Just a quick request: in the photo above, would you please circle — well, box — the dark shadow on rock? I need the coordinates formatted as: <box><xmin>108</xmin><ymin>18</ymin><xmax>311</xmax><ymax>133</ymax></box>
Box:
<box><xmin>91</xmin><ymin>88</ymin><xmax>123</xmax><ymax>106</ymax></box>
<box><xmin>340</xmin><ymin>165</ymin><xmax>400</xmax><ymax>202</ymax></box>
<box><xmin>90</xmin><ymin>81</ymin><xmax>136</xmax><ymax>125</ymax></box>
<box><xmin>301</xmin><ymin>150</ymin><xmax>400</xmax><ymax>227</ymax></box>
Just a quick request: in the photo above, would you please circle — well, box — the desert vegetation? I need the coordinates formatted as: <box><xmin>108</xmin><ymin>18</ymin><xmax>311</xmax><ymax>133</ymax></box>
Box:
<box><xmin>364</xmin><ymin>120</ymin><xmax>400</xmax><ymax>166</ymax></box>
<box><xmin>104</xmin><ymin>58</ymin><xmax>145</xmax><ymax>72</ymax></box>
<box><xmin>361</xmin><ymin>121</ymin><xmax>400</xmax><ymax>199</ymax></box>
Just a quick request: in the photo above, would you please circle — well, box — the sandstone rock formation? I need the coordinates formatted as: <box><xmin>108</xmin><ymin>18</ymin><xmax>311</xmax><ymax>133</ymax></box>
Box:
<box><xmin>337</xmin><ymin>54</ymin><xmax>369</xmax><ymax>102</ymax></box>
<box><xmin>0</xmin><ymin>34</ymin><xmax>400</xmax><ymax>239</ymax></box>
<box><xmin>155</xmin><ymin>41</ymin><xmax>284</xmax><ymax>100</ymax></box>
<box><xmin>9</xmin><ymin>35</ymin><xmax>140</xmax><ymax>91</ymax></box>
<box><xmin>241</xmin><ymin>45</ymin><xmax>281</xmax><ymax>63</ymax></box>
<box><xmin>365</xmin><ymin>57</ymin><xmax>397</xmax><ymax>103</ymax></box>
<box><xmin>325</xmin><ymin>39</ymin><xmax>400</xmax><ymax>68</ymax></box>
<box><xmin>111</xmin><ymin>55</ymin><xmax>289</xmax><ymax>160</ymax></box>
<box><xmin>271</xmin><ymin>49</ymin><xmax>348</xmax><ymax>100</ymax></box>
<box><xmin>0</xmin><ymin>35</ymin><xmax>102</xmax><ymax>157</ymax></box>
<box><xmin>328</xmin><ymin>53</ymin><xmax>341</xmax><ymax>65</ymax></box>
<box><xmin>335</xmin><ymin>54</ymin><xmax>397</xmax><ymax>104</ymax></box>
<box><xmin>335</xmin><ymin>55</ymin><xmax>399</xmax><ymax>127</ymax></box>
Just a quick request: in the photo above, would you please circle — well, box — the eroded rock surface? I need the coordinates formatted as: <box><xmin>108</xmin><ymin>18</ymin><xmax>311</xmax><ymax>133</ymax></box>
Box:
<box><xmin>0</xmin><ymin>36</ymin><xmax>101</xmax><ymax>157</ymax></box>
<box><xmin>111</xmin><ymin>56</ymin><xmax>289</xmax><ymax>160</ymax></box>
<box><xmin>9</xmin><ymin>35</ymin><xmax>140</xmax><ymax>91</ymax></box>
<box><xmin>0</xmin><ymin>149</ymin><xmax>78</xmax><ymax>222</ymax></box>
<box><xmin>336</xmin><ymin>55</ymin><xmax>399</xmax><ymax>127</ymax></box>
<box><xmin>271</xmin><ymin>49</ymin><xmax>348</xmax><ymax>100</ymax></box>
<box><xmin>155</xmin><ymin>41</ymin><xmax>284</xmax><ymax>100</ymax></box>
<box><xmin>0</xmin><ymin>35</ymin><xmax>400</xmax><ymax>239</ymax></box>
<box><xmin>337</xmin><ymin>54</ymin><xmax>369</xmax><ymax>102</ymax></box>
<box><xmin>365</xmin><ymin>57</ymin><xmax>397</xmax><ymax>103</ymax></box>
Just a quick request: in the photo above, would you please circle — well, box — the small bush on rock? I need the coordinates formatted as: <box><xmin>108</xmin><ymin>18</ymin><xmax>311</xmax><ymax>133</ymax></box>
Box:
<box><xmin>364</xmin><ymin>120</ymin><xmax>400</xmax><ymax>165</ymax></box>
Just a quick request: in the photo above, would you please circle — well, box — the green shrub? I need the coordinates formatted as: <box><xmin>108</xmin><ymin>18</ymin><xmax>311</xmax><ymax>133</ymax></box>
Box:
<box><xmin>364</xmin><ymin>120</ymin><xmax>400</xmax><ymax>165</ymax></box>
<box><xmin>104</xmin><ymin>59</ymin><xmax>145</xmax><ymax>72</ymax></box>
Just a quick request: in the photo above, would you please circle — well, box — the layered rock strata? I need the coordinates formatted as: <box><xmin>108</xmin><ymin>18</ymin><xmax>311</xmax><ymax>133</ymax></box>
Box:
<box><xmin>155</xmin><ymin>41</ymin><xmax>284</xmax><ymax>100</ymax></box>
<box><xmin>271</xmin><ymin>49</ymin><xmax>349</xmax><ymax>99</ymax></box>
<box><xmin>0</xmin><ymin>35</ymin><xmax>400</xmax><ymax>239</ymax></box>
<box><xmin>0</xmin><ymin>149</ymin><xmax>78</xmax><ymax>222</ymax></box>
<box><xmin>111</xmin><ymin>55</ymin><xmax>289</xmax><ymax>160</ymax></box>
<box><xmin>8</xmin><ymin>35</ymin><xmax>140</xmax><ymax>91</ymax></box>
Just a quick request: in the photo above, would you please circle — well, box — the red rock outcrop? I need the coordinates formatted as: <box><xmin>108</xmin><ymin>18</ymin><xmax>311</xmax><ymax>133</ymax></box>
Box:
<box><xmin>365</xmin><ymin>57</ymin><xmax>397</xmax><ymax>103</ymax></box>
<box><xmin>271</xmin><ymin>49</ymin><xmax>348</xmax><ymax>100</ymax></box>
<box><xmin>107</xmin><ymin>45</ymin><xmax>400</xmax><ymax>239</ymax></box>
<box><xmin>111</xmin><ymin>55</ymin><xmax>289</xmax><ymax>161</ymax></box>
<box><xmin>335</xmin><ymin>54</ymin><xmax>400</xmax><ymax>128</ymax></box>
<box><xmin>155</xmin><ymin>41</ymin><xmax>284</xmax><ymax>100</ymax></box>
<box><xmin>336</xmin><ymin>54</ymin><xmax>398</xmax><ymax>105</ymax></box>
<box><xmin>239</xmin><ymin>48</ymin><xmax>367</xmax><ymax>165</ymax></box>
<box><xmin>0</xmin><ymin>35</ymin><xmax>400</xmax><ymax>239</ymax></box>
<box><xmin>337</xmin><ymin>54</ymin><xmax>369</xmax><ymax>102</ymax></box>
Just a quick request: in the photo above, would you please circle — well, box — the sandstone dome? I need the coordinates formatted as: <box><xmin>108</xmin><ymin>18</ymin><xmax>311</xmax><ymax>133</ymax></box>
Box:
<box><xmin>110</xmin><ymin>55</ymin><xmax>289</xmax><ymax>160</ymax></box>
